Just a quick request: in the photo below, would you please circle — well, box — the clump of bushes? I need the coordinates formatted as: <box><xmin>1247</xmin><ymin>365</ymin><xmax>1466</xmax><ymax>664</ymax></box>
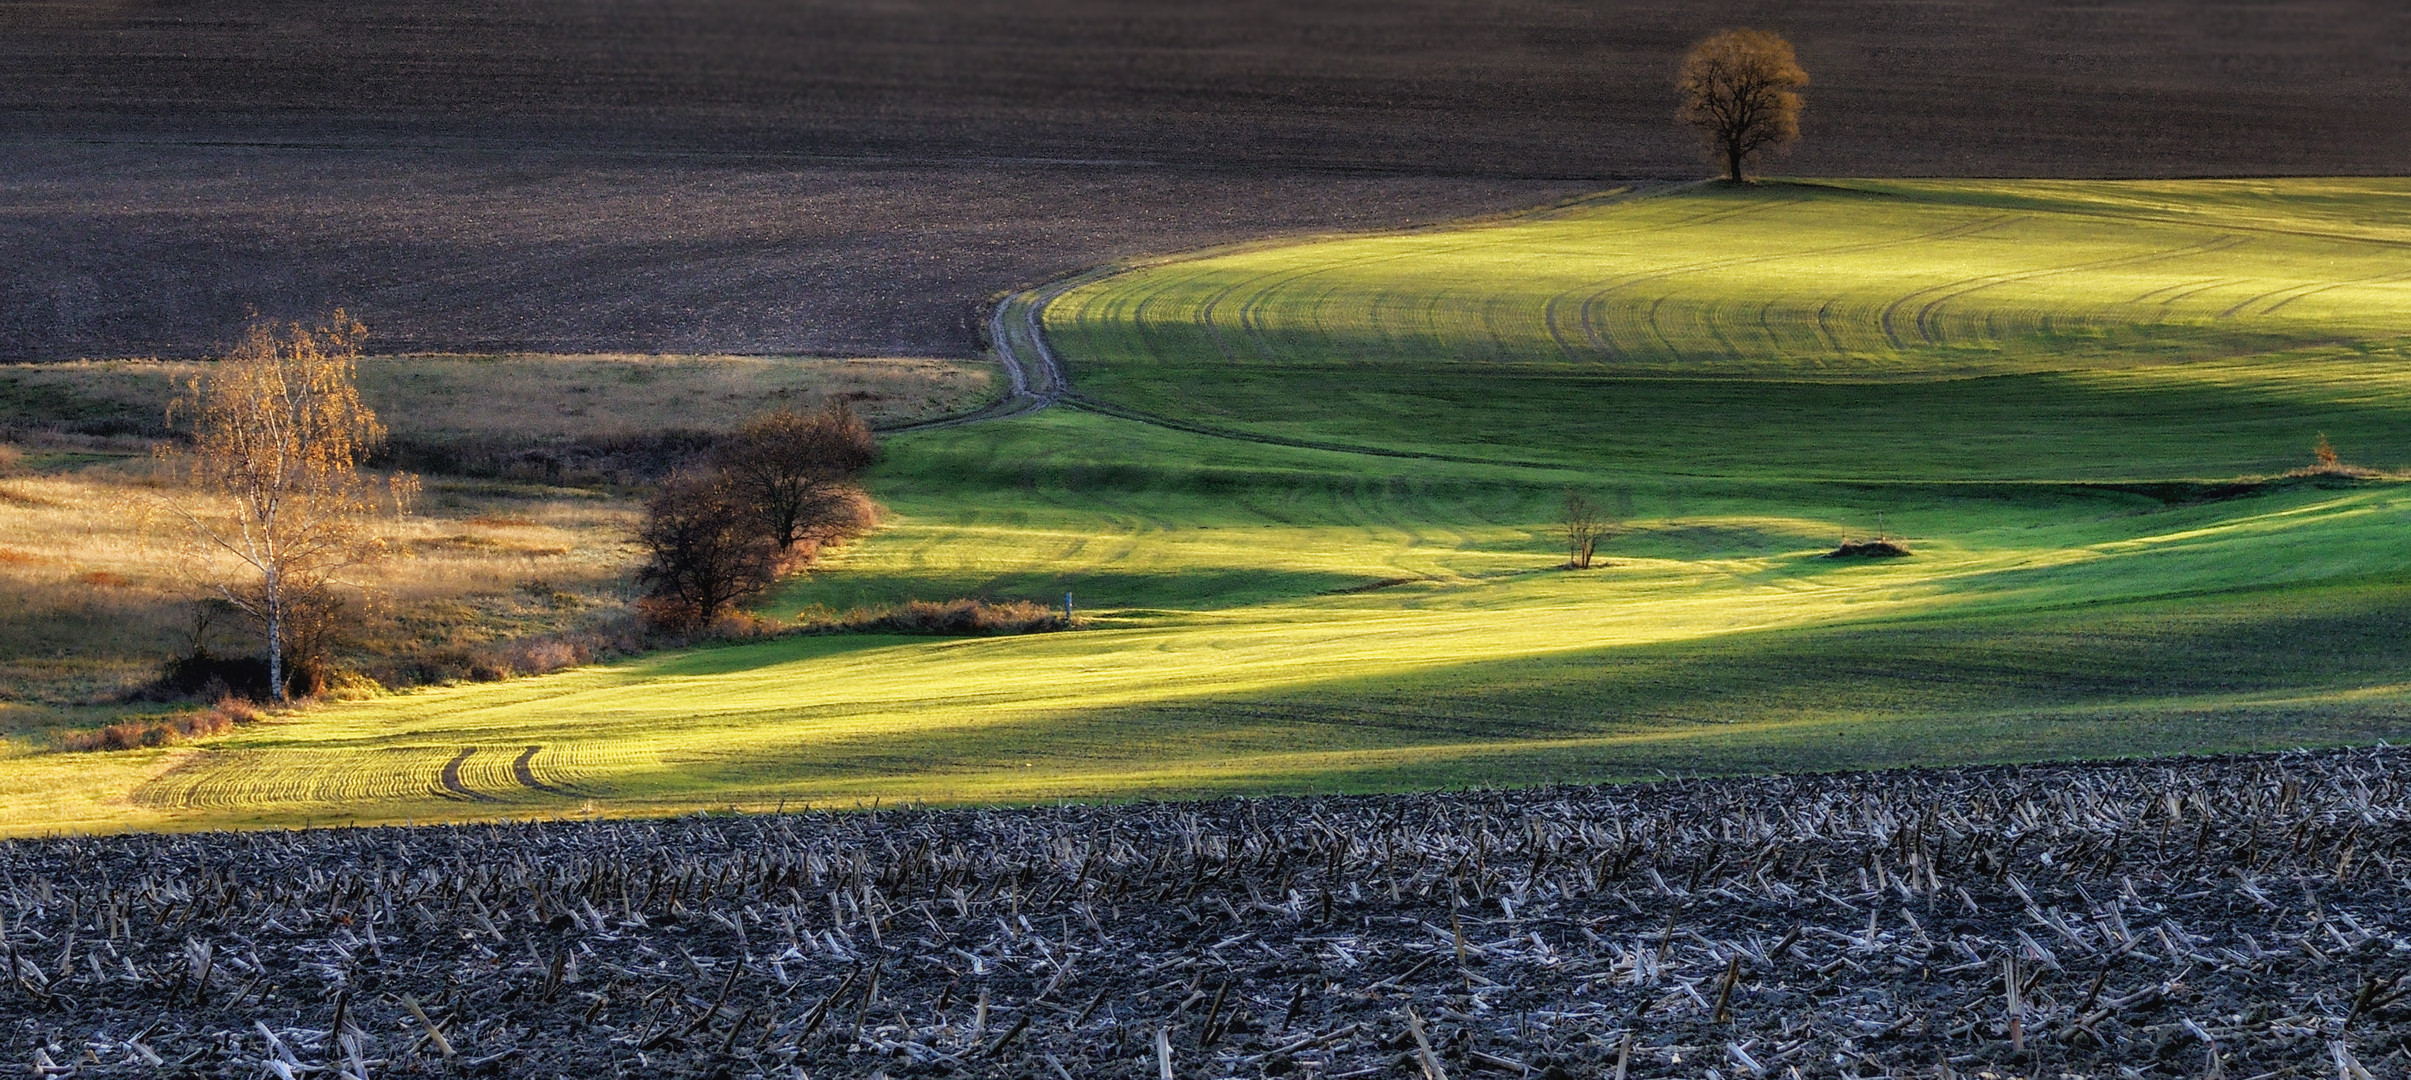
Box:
<box><xmin>635</xmin><ymin>402</ymin><xmax>879</xmax><ymax>632</ymax></box>
<box><xmin>503</xmin><ymin>637</ymin><xmax>590</xmax><ymax>675</ymax></box>
<box><xmin>142</xmin><ymin>649</ymin><xmax>274</xmax><ymax>702</ymax></box>
<box><xmin>800</xmin><ymin>599</ymin><xmax>1074</xmax><ymax>636</ymax></box>
<box><xmin>376</xmin><ymin>430</ymin><xmax>718</xmax><ymax>487</ymax></box>
<box><xmin>61</xmin><ymin>696</ymin><xmax>264</xmax><ymax>752</ymax></box>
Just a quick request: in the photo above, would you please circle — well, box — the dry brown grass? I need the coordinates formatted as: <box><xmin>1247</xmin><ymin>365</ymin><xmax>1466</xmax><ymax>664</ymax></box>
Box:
<box><xmin>0</xmin><ymin>448</ymin><xmax>645</xmax><ymax>729</ymax></box>
<box><xmin>798</xmin><ymin>598</ymin><xmax>1074</xmax><ymax>636</ymax></box>
<box><xmin>0</xmin><ymin>351</ymin><xmax>980</xmax><ymax>739</ymax></box>
<box><xmin>3</xmin><ymin>353</ymin><xmax>994</xmax><ymax>439</ymax></box>
<box><xmin>55</xmin><ymin>696</ymin><xmax>262</xmax><ymax>752</ymax></box>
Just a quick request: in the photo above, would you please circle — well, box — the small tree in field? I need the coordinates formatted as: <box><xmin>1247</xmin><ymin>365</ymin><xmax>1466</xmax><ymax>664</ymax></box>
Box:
<box><xmin>633</xmin><ymin>469</ymin><xmax>781</xmax><ymax>632</ymax></box>
<box><xmin>166</xmin><ymin>312</ymin><xmax>413</xmax><ymax>701</ymax></box>
<box><xmin>1562</xmin><ymin>488</ymin><xmax>1614</xmax><ymax>570</ymax></box>
<box><xmin>715</xmin><ymin>400</ymin><xmax>879</xmax><ymax>553</ymax></box>
<box><xmin>1677</xmin><ymin>29</ymin><xmax>1807</xmax><ymax>182</ymax></box>
<box><xmin>635</xmin><ymin>400</ymin><xmax>880</xmax><ymax>633</ymax></box>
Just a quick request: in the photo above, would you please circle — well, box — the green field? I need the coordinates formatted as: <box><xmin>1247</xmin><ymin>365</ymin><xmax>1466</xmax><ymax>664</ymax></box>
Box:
<box><xmin>12</xmin><ymin>178</ymin><xmax>2411</xmax><ymax>834</ymax></box>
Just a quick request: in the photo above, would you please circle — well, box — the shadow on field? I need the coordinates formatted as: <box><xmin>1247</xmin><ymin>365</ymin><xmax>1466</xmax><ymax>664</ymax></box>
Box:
<box><xmin>773</xmin><ymin>565</ymin><xmax>1380</xmax><ymax>616</ymax></box>
<box><xmin>589</xmin><ymin>579</ymin><xmax>2411</xmax><ymax>804</ymax></box>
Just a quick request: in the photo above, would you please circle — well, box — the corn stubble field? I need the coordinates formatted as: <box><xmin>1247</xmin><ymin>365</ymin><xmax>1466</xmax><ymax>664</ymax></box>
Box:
<box><xmin>8</xmin><ymin>748</ymin><xmax>2411</xmax><ymax>1078</ymax></box>
<box><xmin>5</xmin><ymin>5</ymin><xmax>2411</xmax><ymax>1073</ymax></box>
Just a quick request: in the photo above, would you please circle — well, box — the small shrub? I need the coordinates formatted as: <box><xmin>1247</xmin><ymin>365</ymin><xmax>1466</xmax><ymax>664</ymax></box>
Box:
<box><xmin>706</xmin><ymin>610</ymin><xmax>787</xmax><ymax>640</ymax></box>
<box><xmin>204</xmin><ymin>695</ymin><xmax>265</xmax><ymax>727</ymax></box>
<box><xmin>60</xmin><ymin>695</ymin><xmax>255</xmax><ymax>752</ymax></box>
<box><xmin>1824</xmin><ymin>538</ymin><xmax>1911</xmax><ymax>559</ymax></box>
<box><xmin>2285</xmin><ymin>433</ymin><xmax>2382</xmax><ymax>480</ymax></box>
<box><xmin>503</xmin><ymin>638</ymin><xmax>589</xmax><ymax>675</ymax></box>
<box><xmin>801</xmin><ymin>598</ymin><xmax>1074</xmax><ymax>636</ymax></box>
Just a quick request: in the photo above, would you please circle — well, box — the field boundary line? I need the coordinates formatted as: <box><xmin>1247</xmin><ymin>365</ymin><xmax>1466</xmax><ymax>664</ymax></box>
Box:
<box><xmin>888</xmin><ymin>183</ymin><xmax>1693</xmax><ymax>435</ymax></box>
<box><xmin>1055</xmin><ymin>391</ymin><xmax>1576</xmax><ymax>470</ymax></box>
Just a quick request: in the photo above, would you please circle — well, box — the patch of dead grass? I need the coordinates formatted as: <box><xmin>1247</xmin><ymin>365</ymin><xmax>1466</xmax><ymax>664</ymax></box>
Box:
<box><xmin>0</xmin><ymin>449</ymin><xmax>645</xmax><ymax>713</ymax></box>
<box><xmin>1</xmin><ymin>353</ymin><xmax>995</xmax><ymax>441</ymax></box>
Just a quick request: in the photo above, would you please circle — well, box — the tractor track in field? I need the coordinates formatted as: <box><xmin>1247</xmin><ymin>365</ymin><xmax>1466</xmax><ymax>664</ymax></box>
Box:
<box><xmin>933</xmin><ymin>187</ymin><xmax>2031</xmax><ymax>464</ymax></box>
<box><xmin>437</xmin><ymin>747</ymin><xmax>487</xmax><ymax>802</ymax></box>
<box><xmin>439</xmin><ymin>745</ymin><xmax>577</xmax><ymax>802</ymax></box>
<box><xmin>904</xmin><ymin>269</ymin><xmax>1573</xmax><ymax>469</ymax></box>
<box><xmin>886</xmin><ymin>187</ymin><xmax>1680</xmax><ymax>464</ymax></box>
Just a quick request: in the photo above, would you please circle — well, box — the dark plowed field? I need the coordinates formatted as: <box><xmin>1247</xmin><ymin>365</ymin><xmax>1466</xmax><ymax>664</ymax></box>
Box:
<box><xmin>8</xmin><ymin>747</ymin><xmax>2410</xmax><ymax>1078</ymax></box>
<box><xmin>0</xmin><ymin>145</ymin><xmax>1569</xmax><ymax>362</ymax></box>
<box><xmin>2</xmin><ymin>0</ymin><xmax>2404</xmax><ymax>361</ymax></box>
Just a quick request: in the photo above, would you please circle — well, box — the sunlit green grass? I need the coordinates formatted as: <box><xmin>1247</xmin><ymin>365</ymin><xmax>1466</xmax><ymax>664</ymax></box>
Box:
<box><xmin>1047</xmin><ymin>178</ymin><xmax>2411</xmax><ymax>473</ymax></box>
<box><xmin>10</xmin><ymin>179</ymin><xmax>2411</xmax><ymax>834</ymax></box>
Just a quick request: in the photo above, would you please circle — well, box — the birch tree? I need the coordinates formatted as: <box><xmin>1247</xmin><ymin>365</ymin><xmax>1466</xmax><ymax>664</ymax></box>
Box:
<box><xmin>165</xmin><ymin>312</ymin><xmax>412</xmax><ymax>700</ymax></box>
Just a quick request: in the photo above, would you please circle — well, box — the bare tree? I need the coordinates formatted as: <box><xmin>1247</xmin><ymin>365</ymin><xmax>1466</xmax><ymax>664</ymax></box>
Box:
<box><xmin>1677</xmin><ymin>29</ymin><xmax>1807</xmax><ymax>182</ymax></box>
<box><xmin>165</xmin><ymin>312</ymin><xmax>414</xmax><ymax>701</ymax></box>
<box><xmin>633</xmin><ymin>469</ymin><xmax>782</xmax><ymax>632</ymax></box>
<box><xmin>715</xmin><ymin>400</ymin><xmax>879</xmax><ymax>552</ymax></box>
<box><xmin>1562</xmin><ymin>488</ymin><xmax>1614</xmax><ymax>570</ymax></box>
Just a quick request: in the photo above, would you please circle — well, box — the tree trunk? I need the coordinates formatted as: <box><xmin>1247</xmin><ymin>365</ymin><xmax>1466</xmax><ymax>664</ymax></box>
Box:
<box><xmin>1726</xmin><ymin>141</ymin><xmax>1743</xmax><ymax>182</ymax></box>
<box><xmin>265</xmin><ymin>573</ymin><xmax>286</xmax><ymax>702</ymax></box>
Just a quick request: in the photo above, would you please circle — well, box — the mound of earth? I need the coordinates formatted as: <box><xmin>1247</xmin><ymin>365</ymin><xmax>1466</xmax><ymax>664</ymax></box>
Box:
<box><xmin>1825</xmin><ymin>538</ymin><xmax>1912</xmax><ymax>558</ymax></box>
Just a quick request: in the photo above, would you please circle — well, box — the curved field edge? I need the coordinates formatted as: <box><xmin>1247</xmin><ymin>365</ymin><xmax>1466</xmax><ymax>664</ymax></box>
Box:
<box><xmin>13</xmin><ymin>448</ymin><xmax>2411</xmax><ymax>835</ymax></box>
<box><xmin>9</xmin><ymin>179</ymin><xmax>2411</xmax><ymax>835</ymax></box>
<box><xmin>1040</xmin><ymin>178</ymin><xmax>2411</xmax><ymax>477</ymax></box>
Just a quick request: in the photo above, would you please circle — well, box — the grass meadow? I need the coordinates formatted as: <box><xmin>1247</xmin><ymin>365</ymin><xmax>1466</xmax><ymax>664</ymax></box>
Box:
<box><xmin>8</xmin><ymin>180</ymin><xmax>2411</xmax><ymax>834</ymax></box>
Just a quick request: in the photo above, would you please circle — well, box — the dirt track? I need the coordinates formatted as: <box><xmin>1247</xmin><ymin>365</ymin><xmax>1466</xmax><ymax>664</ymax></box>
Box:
<box><xmin>2</xmin><ymin>0</ymin><xmax>2404</xmax><ymax>364</ymax></box>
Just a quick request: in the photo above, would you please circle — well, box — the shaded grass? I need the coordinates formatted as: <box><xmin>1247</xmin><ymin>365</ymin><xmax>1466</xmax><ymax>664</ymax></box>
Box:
<box><xmin>48</xmin><ymin>407</ymin><xmax>2411</xmax><ymax>831</ymax></box>
<box><xmin>91</xmin><ymin>557</ymin><xmax>2411</xmax><ymax>830</ymax></box>
<box><xmin>12</xmin><ymin>181</ymin><xmax>2411</xmax><ymax>833</ymax></box>
<box><xmin>1047</xmin><ymin>179</ymin><xmax>2411</xmax><ymax>472</ymax></box>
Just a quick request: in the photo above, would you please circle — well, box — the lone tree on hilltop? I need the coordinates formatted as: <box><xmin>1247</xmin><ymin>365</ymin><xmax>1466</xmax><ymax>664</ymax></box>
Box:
<box><xmin>165</xmin><ymin>311</ymin><xmax>415</xmax><ymax>700</ymax></box>
<box><xmin>715</xmin><ymin>400</ymin><xmax>878</xmax><ymax>553</ymax></box>
<box><xmin>1677</xmin><ymin>29</ymin><xmax>1807</xmax><ymax>182</ymax></box>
